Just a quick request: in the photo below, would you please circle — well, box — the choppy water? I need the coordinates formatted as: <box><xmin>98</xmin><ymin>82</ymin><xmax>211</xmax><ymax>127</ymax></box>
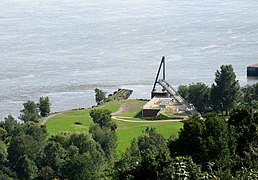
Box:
<box><xmin>1</xmin><ymin>0</ymin><xmax>258</xmax><ymax>120</ymax></box>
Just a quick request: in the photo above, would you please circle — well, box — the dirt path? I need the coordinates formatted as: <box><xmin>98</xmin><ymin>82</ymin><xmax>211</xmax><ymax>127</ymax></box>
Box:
<box><xmin>41</xmin><ymin>112</ymin><xmax>65</xmax><ymax>125</ymax></box>
<box><xmin>112</xmin><ymin>101</ymin><xmax>144</xmax><ymax>115</ymax></box>
<box><xmin>112</xmin><ymin>116</ymin><xmax>183</xmax><ymax>123</ymax></box>
<box><xmin>112</xmin><ymin>103</ymin><xmax>126</xmax><ymax>115</ymax></box>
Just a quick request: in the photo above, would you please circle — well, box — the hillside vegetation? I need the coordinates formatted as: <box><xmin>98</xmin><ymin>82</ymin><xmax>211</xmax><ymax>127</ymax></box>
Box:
<box><xmin>45</xmin><ymin>99</ymin><xmax>183</xmax><ymax>154</ymax></box>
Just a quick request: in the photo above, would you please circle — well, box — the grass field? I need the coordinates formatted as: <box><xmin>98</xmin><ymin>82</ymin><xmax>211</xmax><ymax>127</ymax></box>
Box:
<box><xmin>45</xmin><ymin>99</ymin><xmax>183</xmax><ymax>155</ymax></box>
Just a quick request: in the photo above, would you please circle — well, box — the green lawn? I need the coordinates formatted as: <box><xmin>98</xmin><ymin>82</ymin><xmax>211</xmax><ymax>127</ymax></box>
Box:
<box><xmin>46</xmin><ymin>109</ymin><xmax>92</xmax><ymax>134</ymax></box>
<box><xmin>45</xmin><ymin>100</ymin><xmax>183</xmax><ymax>155</ymax></box>
<box><xmin>97</xmin><ymin>101</ymin><xmax>121</xmax><ymax>112</ymax></box>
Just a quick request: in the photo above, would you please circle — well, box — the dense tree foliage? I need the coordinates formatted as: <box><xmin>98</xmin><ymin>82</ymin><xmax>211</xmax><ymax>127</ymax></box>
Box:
<box><xmin>7</xmin><ymin>123</ymin><xmax>47</xmax><ymax>179</ymax></box>
<box><xmin>41</xmin><ymin>132</ymin><xmax>106</xmax><ymax>179</ymax></box>
<box><xmin>89</xmin><ymin>109</ymin><xmax>117</xmax><ymax>161</ymax></box>
<box><xmin>0</xmin><ymin>104</ymin><xmax>258</xmax><ymax>179</ymax></box>
<box><xmin>241</xmin><ymin>83</ymin><xmax>258</xmax><ymax>109</ymax></box>
<box><xmin>228</xmin><ymin>107</ymin><xmax>258</xmax><ymax>169</ymax></box>
<box><xmin>178</xmin><ymin>82</ymin><xmax>210</xmax><ymax>113</ymax></box>
<box><xmin>18</xmin><ymin>98</ymin><xmax>51</xmax><ymax>123</ymax></box>
<box><xmin>38</xmin><ymin>97</ymin><xmax>51</xmax><ymax>117</ymax></box>
<box><xmin>211</xmin><ymin>65</ymin><xmax>240</xmax><ymax>115</ymax></box>
<box><xmin>115</xmin><ymin>128</ymin><xmax>172</xmax><ymax>179</ymax></box>
<box><xmin>115</xmin><ymin>128</ymin><xmax>213</xmax><ymax>179</ymax></box>
<box><xmin>178</xmin><ymin>65</ymin><xmax>241</xmax><ymax>115</ymax></box>
<box><xmin>0</xmin><ymin>141</ymin><xmax>7</xmax><ymax>169</ymax></box>
<box><xmin>0</xmin><ymin>115</ymin><xmax>17</xmax><ymax>141</ymax></box>
<box><xmin>19</xmin><ymin>100</ymin><xmax>40</xmax><ymax>123</ymax></box>
<box><xmin>90</xmin><ymin>109</ymin><xmax>117</xmax><ymax>130</ymax></box>
<box><xmin>95</xmin><ymin>88</ymin><xmax>106</xmax><ymax>104</ymax></box>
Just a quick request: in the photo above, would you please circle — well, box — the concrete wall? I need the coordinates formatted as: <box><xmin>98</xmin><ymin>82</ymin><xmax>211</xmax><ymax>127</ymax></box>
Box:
<box><xmin>142</xmin><ymin>109</ymin><xmax>161</xmax><ymax>117</ymax></box>
<box><xmin>143</xmin><ymin>97</ymin><xmax>160</xmax><ymax>109</ymax></box>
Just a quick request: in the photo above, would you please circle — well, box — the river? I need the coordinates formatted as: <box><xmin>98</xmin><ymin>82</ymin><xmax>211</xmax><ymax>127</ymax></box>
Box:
<box><xmin>1</xmin><ymin>0</ymin><xmax>258</xmax><ymax>120</ymax></box>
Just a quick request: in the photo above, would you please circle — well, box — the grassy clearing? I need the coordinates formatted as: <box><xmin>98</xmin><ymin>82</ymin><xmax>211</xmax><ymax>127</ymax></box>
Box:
<box><xmin>46</xmin><ymin>109</ymin><xmax>92</xmax><ymax>135</ymax></box>
<box><xmin>45</xmin><ymin>99</ymin><xmax>183</xmax><ymax>155</ymax></box>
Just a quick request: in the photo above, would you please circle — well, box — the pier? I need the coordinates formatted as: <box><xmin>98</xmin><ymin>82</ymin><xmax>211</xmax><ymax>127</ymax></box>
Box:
<box><xmin>142</xmin><ymin>57</ymin><xmax>198</xmax><ymax>117</ymax></box>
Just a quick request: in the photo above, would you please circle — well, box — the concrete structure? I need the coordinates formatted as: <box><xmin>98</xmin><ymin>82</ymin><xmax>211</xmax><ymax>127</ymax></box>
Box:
<box><xmin>151</xmin><ymin>89</ymin><xmax>168</xmax><ymax>98</ymax></box>
<box><xmin>142</xmin><ymin>97</ymin><xmax>172</xmax><ymax>117</ymax></box>
<box><xmin>158</xmin><ymin>79</ymin><xmax>198</xmax><ymax>114</ymax></box>
<box><xmin>247</xmin><ymin>64</ymin><xmax>258</xmax><ymax>76</ymax></box>
<box><xmin>151</xmin><ymin>56</ymin><xmax>166</xmax><ymax>98</ymax></box>
<box><xmin>143</xmin><ymin>56</ymin><xmax>198</xmax><ymax>117</ymax></box>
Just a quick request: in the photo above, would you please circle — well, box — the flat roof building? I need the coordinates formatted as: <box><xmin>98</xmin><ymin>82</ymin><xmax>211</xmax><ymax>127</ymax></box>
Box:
<box><xmin>142</xmin><ymin>97</ymin><xmax>172</xmax><ymax>117</ymax></box>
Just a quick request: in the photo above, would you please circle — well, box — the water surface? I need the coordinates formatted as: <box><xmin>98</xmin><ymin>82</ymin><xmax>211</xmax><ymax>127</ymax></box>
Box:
<box><xmin>1</xmin><ymin>0</ymin><xmax>258</xmax><ymax>119</ymax></box>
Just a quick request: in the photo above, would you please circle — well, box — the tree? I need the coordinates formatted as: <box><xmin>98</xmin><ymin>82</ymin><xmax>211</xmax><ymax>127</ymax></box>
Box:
<box><xmin>38</xmin><ymin>97</ymin><xmax>51</xmax><ymax>117</ymax></box>
<box><xmin>172</xmin><ymin>114</ymin><xmax>233</xmax><ymax>171</ymax></box>
<box><xmin>137</xmin><ymin>127</ymin><xmax>167</xmax><ymax>152</ymax></box>
<box><xmin>211</xmin><ymin>65</ymin><xmax>240</xmax><ymax>115</ymax></box>
<box><xmin>19</xmin><ymin>100</ymin><xmax>39</xmax><ymax>122</ymax></box>
<box><xmin>235</xmin><ymin>168</ymin><xmax>258</xmax><ymax>180</ymax></box>
<box><xmin>0</xmin><ymin>141</ymin><xmax>7</xmax><ymax>168</ymax></box>
<box><xmin>241</xmin><ymin>85</ymin><xmax>255</xmax><ymax>105</ymax></box>
<box><xmin>11</xmin><ymin>122</ymin><xmax>47</xmax><ymax>142</ymax></box>
<box><xmin>41</xmin><ymin>141</ymin><xmax>66</xmax><ymax>177</ymax></box>
<box><xmin>178</xmin><ymin>82</ymin><xmax>210</xmax><ymax>113</ymax></box>
<box><xmin>228</xmin><ymin>107</ymin><xmax>258</xmax><ymax>161</ymax></box>
<box><xmin>89</xmin><ymin>109</ymin><xmax>117</xmax><ymax>160</ymax></box>
<box><xmin>115</xmin><ymin>128</ymin><xmax>208</xmax><ymax>179</ymax></box>
<box><xmin>89</xmin><ymin>124</ymin><xmax>117</xmax><ymax>160</ymax></box>
<box><xmin>90</xmin><ymin>109</ymin><xmax>116</xmax><ymax>130</ymax></box>
<box><xmin>241</xmin><ymin>83</ymin><xmax>258</xmax><ymax>108</ymax></box>
<box><xmin>46</xmin><ymin>132</ymin><xmax>106</xmax><ymax>179</ymax></box>
<box><xmin>7</xmin><ymin>123</ymin><xmax>47</xmax><ymax>179</ymax></box>
<box><xmin>115</xmin><ymin>128</ymin><xmax>172</xmax><ymax>179</ymax></box>
<box><xmin>203</xmin><ymin>113</ymin><xmax>232</xmax><ymax>169</ymax></box>
<box><xmin>48</xmin><ymin>132</ymin><xmax>106</xmax><ymax>180</ymax></box>
<box><xmin>0</xmin><ymin>128</ymin><xmax>6</xmax><ymax>141</ymax></box>
<box><xmin>178</xmin><ymin>85</ymin><xmax>189</xmax><ymax>99</ymax></box>
<box><xmin>0</xmin><ymin>115</ymin><xmax>17</xmax><ymax>140</ymax></box>
<box><xmin>69</xmin><ymin>133</ymin><xmax>105</xmax><ymax>155</ymax></box>
<box><xmin>171</xmin><ymin>114</ymin><xmax>206</xmax><ymax>165</ymax></box>
<box><xmin>7</xmin><ymin>134</ymin><xmax>41</xmax><ymax>179</ymax></box>
<box><xmin>0</xmin><ymin>170</ymin><xmax>11</xmax><ymax>180</ymax></box>
<box><xmin>16</xmin><ymin>155</ymin><xmax>38</xmax><ymax>180</ymax></box>
<box><xmin>60</xmin><ymin>153</ymin><xmax>100</xmax><ymax>180</ymax></box>
<box><xmin>95</xmin><ymin>88</ymin><xmax>106</xmax><ymax>104</ymax></box>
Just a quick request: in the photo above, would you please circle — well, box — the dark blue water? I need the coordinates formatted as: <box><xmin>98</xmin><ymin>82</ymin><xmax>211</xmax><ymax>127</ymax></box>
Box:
<box><xmin>1</xmin><ymin>0</ymin><xmax>258</xmax><ymax>120</ymax></box>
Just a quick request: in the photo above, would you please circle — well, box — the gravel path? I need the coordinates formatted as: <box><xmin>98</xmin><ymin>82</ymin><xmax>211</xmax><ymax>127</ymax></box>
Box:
<box><xmin>41</xmin><ymin>112</ymin><xmax>65</xmax><ymax>125</ymax></box>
